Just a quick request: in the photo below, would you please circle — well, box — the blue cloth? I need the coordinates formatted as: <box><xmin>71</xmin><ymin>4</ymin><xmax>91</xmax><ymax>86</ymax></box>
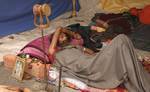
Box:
<box><xmin>0</xmin><ymin>0</ymin><xmax>80</xmax><ymax>36</ymax></box>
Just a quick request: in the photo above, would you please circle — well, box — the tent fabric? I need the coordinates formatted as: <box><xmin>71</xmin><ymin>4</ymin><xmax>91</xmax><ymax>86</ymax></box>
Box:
<box><xmin>99</xmin><ymin>0</ymin><xmax>150</xmax><ymax>13</ymax></box>
<box><xmin>0</xmin><ymin>0</ymin><xmax>80</xmax><ymax>36</ymax></box>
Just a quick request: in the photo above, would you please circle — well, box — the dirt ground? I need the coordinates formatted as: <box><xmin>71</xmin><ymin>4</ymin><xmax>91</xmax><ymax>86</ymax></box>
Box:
<box><xmin>0</xmin><ymin>0</ymin><xmax>150</xmax><ymax>91</ymax></box>
<box><xmin>0</xmin><ymin>64</ymin><xmax>56</xmax><ymax>92</ymax></box>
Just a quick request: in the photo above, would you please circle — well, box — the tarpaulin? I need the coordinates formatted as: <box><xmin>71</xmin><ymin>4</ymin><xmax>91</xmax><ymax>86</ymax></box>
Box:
<box><xmin>0</xmin><ymin>0</ymin><xmax>80</xmax><ymax>36</ymax></box>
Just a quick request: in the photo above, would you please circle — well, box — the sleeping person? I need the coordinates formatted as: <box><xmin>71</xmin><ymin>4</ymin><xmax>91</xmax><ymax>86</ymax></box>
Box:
<box><xmin>19</xmin><ymin>27</ymin><xmax>150</xmax><ymax>92</ymax></box>
<box><xmin>49</xmin><ymin>27</ymin><xmax>150</xmax><ymax>92</ymax></box>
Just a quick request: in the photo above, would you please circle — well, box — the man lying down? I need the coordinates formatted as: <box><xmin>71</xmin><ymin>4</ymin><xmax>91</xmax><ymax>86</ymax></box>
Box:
<box><xmin>19</xmin><ymin>27</ymin><xmax>150</xmax><ymax>92</ymax></box>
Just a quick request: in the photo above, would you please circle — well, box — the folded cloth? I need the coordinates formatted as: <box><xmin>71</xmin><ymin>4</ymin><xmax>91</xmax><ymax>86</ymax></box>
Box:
<box><xmin>62</xmin><ymin>77</ymin><xmax>88</xmax><ymax>91</ymax></box>
<box><xmin>99</xmin><ymin>0</ymin><xmax>150</xmax><ymax>13</ymax></box>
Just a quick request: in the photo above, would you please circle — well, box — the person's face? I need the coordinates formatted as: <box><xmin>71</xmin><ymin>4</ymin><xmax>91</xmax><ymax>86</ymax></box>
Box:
<box><xmin>58</xmin><ymin>32</ymin><xmax>68</xmax><ymax>45</ymax></box>
<box><xmin>73</xmin><ymin>33</ymin><xmax>81</xmax><ymax>39</ymax></box>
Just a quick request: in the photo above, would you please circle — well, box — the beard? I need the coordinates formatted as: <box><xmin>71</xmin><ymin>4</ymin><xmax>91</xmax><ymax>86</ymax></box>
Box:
<box><xmin>58</xmin><ymin>39</ymin><xmax>70</xmax><ymax>47</ymax></box>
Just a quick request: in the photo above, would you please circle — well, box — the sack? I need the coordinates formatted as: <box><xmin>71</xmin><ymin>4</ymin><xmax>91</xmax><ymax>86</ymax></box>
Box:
<box><xmin>3</xmin><ymin>54</ymin><xmax>17</xmax><ymax>70</ymax></box>
<box><xmin>25</xmin><ymin>60</ymin><xmax>50</xmax><ymax>79</ymax></box>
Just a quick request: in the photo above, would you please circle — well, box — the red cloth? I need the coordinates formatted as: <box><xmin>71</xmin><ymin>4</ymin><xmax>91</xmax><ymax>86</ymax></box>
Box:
<box><xmin>129</xmin><ymin>7</ymin><xmax>139</xmax><ymax>16</ymax></box>
<box><xmin>87</xmin><ymin>87</ymin><xmax>127</xmax><ymax>92</ymax></box>
<box><xmin>130</xmin><ymin>5</ymin><xmax>150</xmax><ymax>24</ymax></box>
<box><xmin>139</xmin><ymin>5</ymin><xmax>150</xmax><ymax>24</ymax></box>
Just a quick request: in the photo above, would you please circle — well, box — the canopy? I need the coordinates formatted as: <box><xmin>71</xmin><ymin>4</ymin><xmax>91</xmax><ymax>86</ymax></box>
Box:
<box><xmin>0</xmin><ymin>0</ymin><xmax>80</xmax><ymax>36</ymax></box>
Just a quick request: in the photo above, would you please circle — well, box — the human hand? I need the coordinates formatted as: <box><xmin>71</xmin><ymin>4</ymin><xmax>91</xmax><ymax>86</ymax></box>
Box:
<box><xmin>83</xmin><ymin>47</ymin><xmax>95</xmax><ymax>55</ymax></box>
<box><xmin>49</xmin><ymin>48</ymin><xmax>56</xmax><ymax>55</ymax></box>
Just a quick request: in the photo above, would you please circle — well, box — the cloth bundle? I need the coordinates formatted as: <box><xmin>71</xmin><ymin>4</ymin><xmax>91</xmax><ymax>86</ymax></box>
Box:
<box><xmin>18</xmin><ymin>35</ymin><xmax>52</xmax><ymax>63</ymax></box>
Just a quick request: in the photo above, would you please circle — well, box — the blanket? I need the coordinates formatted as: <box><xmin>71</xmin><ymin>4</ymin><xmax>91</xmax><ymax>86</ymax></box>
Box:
<box><xmin>54</xmin><ymin>34</ymin><xmax>150</xmax><ymax>92</ymax></box>
<box><xmin>99</xmin><ymin>0</ymin><xmax>150</xmax><ymax>13</ymax></box>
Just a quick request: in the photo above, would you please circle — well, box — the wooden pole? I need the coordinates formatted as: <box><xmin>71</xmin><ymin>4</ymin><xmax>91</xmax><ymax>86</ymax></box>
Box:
<box><xmin>71</xmin><ymin>0</ymin><xmax>77</xmax><ymax>17</ymax></box>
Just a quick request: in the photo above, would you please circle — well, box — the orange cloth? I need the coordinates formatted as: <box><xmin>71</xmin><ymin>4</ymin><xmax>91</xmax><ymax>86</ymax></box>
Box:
<box><xmin>99</xmin><ymin>0</ymin><xmax>150</xmax><ymax>13</ymax></box>
<box><xmin>139</xmin><ymin>5</ymin><xmax>150</xmax><ymax>24</ymax></box>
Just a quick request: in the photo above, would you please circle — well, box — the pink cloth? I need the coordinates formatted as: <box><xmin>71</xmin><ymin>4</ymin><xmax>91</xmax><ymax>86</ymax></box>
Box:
<box><xmin>71</xmin><ymin>39</ymin><xmax>84</xmax><ymax>46</ymax></box>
